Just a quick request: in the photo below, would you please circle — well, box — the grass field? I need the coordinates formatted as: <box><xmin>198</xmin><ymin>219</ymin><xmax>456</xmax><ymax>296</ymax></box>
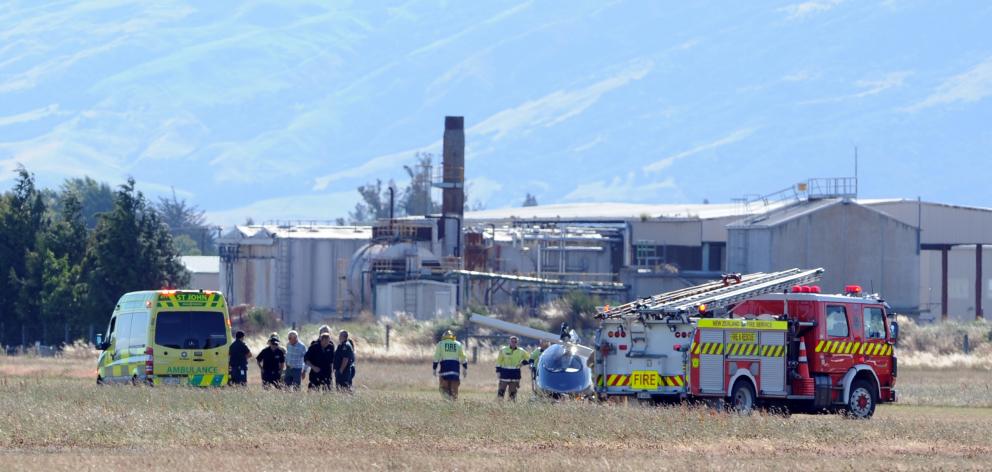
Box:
<box><xmin>1</xmin><ymin>356</ymin><xmax>991</xmax><ymax>471</ymax></box>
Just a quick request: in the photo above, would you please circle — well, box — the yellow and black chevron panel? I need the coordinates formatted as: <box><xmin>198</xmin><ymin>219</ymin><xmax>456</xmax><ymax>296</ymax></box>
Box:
<box><xmin>692</xmin><ymin>342</ymin><xmax>725</xmax><ymax>355</ymax></box>
<box><xmin>814</xmin><ymin>340</ymin><xmax>893</xmax><ymax>356</ymax></box>
<box><xmin>692</xmin><ymin>342</ymin><xmax>785</xmax><ymax>357</ymax></box>
<box><xmin>726</xmin><ymin>343</ymin><xmax>785</xmax><ymax>357</ymax></box>
<box><xmin>596</xmin><ymin>374</ymin><xmax>684</xmax><ymax>388</ymax></box>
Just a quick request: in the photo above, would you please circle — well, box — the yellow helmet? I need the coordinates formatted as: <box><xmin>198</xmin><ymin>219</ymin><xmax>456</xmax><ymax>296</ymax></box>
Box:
<box><xmin>443</xmin><ymin>330</ymin><xmax>456</xmax><ymax>340</ymax></box>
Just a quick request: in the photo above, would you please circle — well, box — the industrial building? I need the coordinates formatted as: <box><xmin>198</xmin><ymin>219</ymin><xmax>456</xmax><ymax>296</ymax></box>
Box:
<box><xmin>213</xmin><ymin>117</ymin><xmax>992</xmax><ymax>323</ymax></box>
<box><xmin>216</xmin><ymin>225</ymin><xmax>371</xmax><ymax>323</ymax></box>
<box><xmin>180</xmin><ymin>256</ymin><xmax>220</xmax><ymax>291</ymax></box>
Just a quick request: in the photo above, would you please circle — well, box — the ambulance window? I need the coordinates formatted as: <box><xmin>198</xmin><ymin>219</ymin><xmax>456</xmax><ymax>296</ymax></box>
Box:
<box><xmin>155</xmin><ymin>311</ymin><xmax>228</xmax><ymax>349</ymax></box>
<box><xmin>826</xmin><ymin>305</ymin><xmax>849</xmax><ymax>337</ymax></box>
<box><xmin>116</xmin><ymin>313</ymin><xmax>133</xmax><ymax>349</ymax></box>
<box><xmin>864</xmin><ymin>307</ymin><xmax>885</xmax><ymax>340</ymax></box>
<box><xmin>129</xmin><ymin>312</ymin><xmax>149</xmax><ymax>347</ymax></box>
<box><xmin>106</xmin><ymin>317</ymin><xmax>116</xmax><ymax>340</ymax></box>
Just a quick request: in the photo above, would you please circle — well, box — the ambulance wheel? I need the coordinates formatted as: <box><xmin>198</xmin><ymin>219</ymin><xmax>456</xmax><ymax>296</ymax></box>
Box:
<box><xmin>845</xmin><ymin>379</ymin><xmax>876</xmax><ymax>419</ymax></box>
<box><xmin>130</xmin><ymin>375</ymin><xmax>139</xmax><ymax>386</ymax></box>
<box><xmin>96</xmin><ymin>375</ymin><xmax>104</xmax><ymax>386</ymax></box>
<box><xmin>729</xmin><ymin>379</ymin><xmax>756</xmax><ymax>415</ymax></box>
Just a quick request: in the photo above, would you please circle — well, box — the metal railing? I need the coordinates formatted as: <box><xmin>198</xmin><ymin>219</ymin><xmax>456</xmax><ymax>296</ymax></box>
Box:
<box><xmin>806</xmin><ymin>177</ymin><xmax>857</xmax><ymax>200</ymax></box>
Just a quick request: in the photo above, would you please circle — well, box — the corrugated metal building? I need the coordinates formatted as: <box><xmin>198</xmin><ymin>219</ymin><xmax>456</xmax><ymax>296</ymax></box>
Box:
<box><xmin>726</xmin><ymin>199</ymin><xmax>920</xmax><ymax>312</ymax></box>
<box><xmin>217</xmin><ymin>225</ymin><xmax>371</xmax><ymax>324</ymax></box>
<box><xmin>465</xmin><ymin>192</ymin><xmax>992</xmax><ymax>320</ymax></box>
<box><xmin>180</xmin><ymin>256</ymin><xmax>220</xmax><ymax>291</ymax></box>
<box><xmin>214</xmin><ymin>187</ymin><xmax>992</xmax><ymax>322</ymax></box>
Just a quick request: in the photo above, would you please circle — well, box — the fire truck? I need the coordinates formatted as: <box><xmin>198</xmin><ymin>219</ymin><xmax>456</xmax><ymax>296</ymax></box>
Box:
<box><xmin>593</xmin><ymin>268</ymin><xmax>898</xmax><ymax>418</ymax></box>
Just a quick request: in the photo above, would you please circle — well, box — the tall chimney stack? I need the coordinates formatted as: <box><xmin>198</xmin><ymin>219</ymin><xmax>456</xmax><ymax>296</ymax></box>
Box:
<box><xmin>441</xmin><ymin>116</ymin><xmax>464</xmax><ymax>258</ymax></box>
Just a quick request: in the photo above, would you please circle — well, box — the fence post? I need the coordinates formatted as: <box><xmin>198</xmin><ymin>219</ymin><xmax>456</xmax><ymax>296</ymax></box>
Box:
<box><xmin>472</xmin><ymin>346</ymin><xmax>478</xmax><ymax>364</ymax></box>
<box><xmin>64</xmin><ymin>323</ymin><xmax>69</xmax><ymax>345</ymax></box>
<box><xmin>385</xmin><ymin>324</ymin><xmax>391</xmax><ymax>351</ymax></box>
<box><xmin>963</xmin><ymin>334</ymin><xmax>971</xmax><ymax>354</ymax></box>
<box><xmin>88</xmin><ymin>325</ymin><xmax>94</xmax><ymax>345</ymax></box>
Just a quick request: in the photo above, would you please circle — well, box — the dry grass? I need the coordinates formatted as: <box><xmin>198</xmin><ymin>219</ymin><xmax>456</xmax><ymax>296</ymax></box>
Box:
<box><xmin>1</xmin><ymin>355</ymin><xmax>992</xmax><ymax>471</ymax></box>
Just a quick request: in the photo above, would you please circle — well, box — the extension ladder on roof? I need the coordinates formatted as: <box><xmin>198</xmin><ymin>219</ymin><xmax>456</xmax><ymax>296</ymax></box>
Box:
<box><xmin>600</xmin><ymin>268</ymin><xmax>824</xmax><ymax>319</ymax></box>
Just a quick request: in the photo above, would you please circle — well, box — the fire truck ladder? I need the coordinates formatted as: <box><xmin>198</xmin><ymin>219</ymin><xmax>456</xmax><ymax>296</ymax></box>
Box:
<box><xmin>600</xmin><ymin>268</ymin><xmax>824</xmax><ymax>319</ymax></box>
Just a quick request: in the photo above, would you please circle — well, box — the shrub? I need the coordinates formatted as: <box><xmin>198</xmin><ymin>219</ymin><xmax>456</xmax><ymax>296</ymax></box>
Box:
<box><xmin>238</xmin><ymin>306</ymin><xmax>282</xmax><ymax>336</ymax></box>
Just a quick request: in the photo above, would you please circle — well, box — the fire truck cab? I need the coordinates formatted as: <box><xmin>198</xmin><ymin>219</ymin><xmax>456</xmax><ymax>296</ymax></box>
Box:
<box><xmin>704</xmin><ymin>285</ymin><xmax>898</xmax><ymax>417</ymax></box>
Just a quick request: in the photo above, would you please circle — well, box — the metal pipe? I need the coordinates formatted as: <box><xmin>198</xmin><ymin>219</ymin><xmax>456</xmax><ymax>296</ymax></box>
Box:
<box><xmin>977</xmin><ymin>244</ymin><xmax>984</xmax><ymax>319</ymax></box>
<box><xmin>941</xmin><ymin>247</ymin><xmax>949</xmax><ymax>321</ymax></box>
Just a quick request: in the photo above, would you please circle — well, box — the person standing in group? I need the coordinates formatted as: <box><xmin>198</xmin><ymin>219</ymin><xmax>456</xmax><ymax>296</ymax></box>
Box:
<box><xmin>256</xmin><ymin>333</ymin><xmax>286</xmax><ymax>389</ymax></box>
<box><xmin>303</xmin><ymin>325</ymin><xmax>332</xmax><ymax>380</ymax></box>
<box><xmin>432</xmin><ymin>330</ymin><xmax>468</xmax><ymax>400</ymax></box>
<box><xmin>334</xmin><ymin>330</ymin><xmax>355</xmax><ymax>392</ymax></box>
<box><xmin>283</xmin><ymin>330</ymin><xmax>306</xmax><ymax>390</ymax></box>
<box><xmin>305</xmin><ymin>331</ymin><xmax>335</xmax><ymax>390</ymax></box>
<box><xmin>528</xmin><ymin>339</ymin><xmax>549</xmax><ymax>392</ymax></box>
<box><xmin>228</xmin><ymin>330</ymin><xmax>252</xmax><ymax>387</ymax></box>
<box><xmin>495</xmin><ymin>336</ymin><xmax>529</xmax><ymax>401</ymax></box>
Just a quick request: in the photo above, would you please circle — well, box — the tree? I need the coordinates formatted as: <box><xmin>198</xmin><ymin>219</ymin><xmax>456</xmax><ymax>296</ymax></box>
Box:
<box><xmin>172</xmin><ymin>234</ymin><xmax>202</xmax><ymax>256</ymax></box>
<box><xmin>157</xmin><ymin>190</ymin><xmax>215</xmax><ymax>255</ymax></box>
<box><xmin>57</xmin><ymin>177</ymin><xmax>114</xmax><ymax>229</ymax></box>
<box><xmin>82</xmin><ymin>178</ymin><xmax>189</xmax><ymax>327</ymax></box>
<box><xmin>348</xmin><ymin>179</ymin><xmax>394</xmax><ymax>224</ymax></box>
<box><xmin>0</xmin><ymin>167</ymin><xmax>49</xmax><ymax>345</ymax></box>
<box><xmin>523</xmin><ymin>193</ymin><xmax>539</xmax><ymax>207</ymax></box>
<box><xmin>400</xmin><ymin>153</ymin><xmax>440</xmax><ymax>217</ymax></box>
<box><xmin>39</xmin><ymin>194</ymin><xmax>88</xmax><ymax>343</ymax></box>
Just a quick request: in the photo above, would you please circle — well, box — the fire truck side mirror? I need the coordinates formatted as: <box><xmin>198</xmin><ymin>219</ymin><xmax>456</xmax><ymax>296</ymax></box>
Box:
<box><xmin>889</xmin><ymin>321</ymin><xmax>899</xmax><ymax>343</ymax></box>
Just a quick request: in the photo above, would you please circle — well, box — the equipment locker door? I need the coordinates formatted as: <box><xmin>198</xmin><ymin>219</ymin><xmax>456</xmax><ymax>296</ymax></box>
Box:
<box><xmin>698</xmin><ymin>328</ymin><xmax>724</xmax><ymax>394</ymax></box>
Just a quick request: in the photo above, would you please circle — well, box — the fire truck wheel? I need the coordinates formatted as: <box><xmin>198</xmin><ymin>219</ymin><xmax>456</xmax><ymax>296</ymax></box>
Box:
<box><xmin>845</xmin><ymin>379</ymin><xmax>877</xmax><ymax>419</ymax></box>
<box><xmin>729</xmin><ymin>379</ymin><xmax>756</xmax><ymax>415</ymax></box>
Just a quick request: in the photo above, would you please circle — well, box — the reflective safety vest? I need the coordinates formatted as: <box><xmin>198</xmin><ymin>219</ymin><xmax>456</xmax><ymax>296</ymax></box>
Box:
<box><xmin>434</xmin><ymin>339</ymin><xmax>467</xmax><ymax>379</ymax></box>
<box><xmin>496</xmin><ymin>346</ymin><xmax>529</xmax><ymax>380</ymax></box>
<box><xmin>529</xmin><ymin>347</ymin><xmax>543</xmax><ymax>365</ymax></box>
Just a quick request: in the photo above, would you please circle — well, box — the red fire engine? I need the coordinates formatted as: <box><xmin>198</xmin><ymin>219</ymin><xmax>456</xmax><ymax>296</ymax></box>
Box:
<box><xmin>597</xmin><ymin>268</ymin><xmax>898</xmax><ymax>418</ymax></box>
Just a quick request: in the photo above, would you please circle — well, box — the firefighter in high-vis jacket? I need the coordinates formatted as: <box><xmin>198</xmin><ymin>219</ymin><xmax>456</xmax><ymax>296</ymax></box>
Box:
<box><xmin>495</xmin><ymin>336</ymin><xmax>529</xmax><ymax>401</ymax></box>
<box><xmin>433</xmin><ymin>330</ymin><xmax>468</xmax><ymax>400</ymax></box>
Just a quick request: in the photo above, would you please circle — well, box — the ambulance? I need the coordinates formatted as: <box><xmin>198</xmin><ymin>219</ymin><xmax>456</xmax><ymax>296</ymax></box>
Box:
<box><xmin>95</xmin><ymin>290</ymin><xmax>232</xmax><ymax>386</ymax></box>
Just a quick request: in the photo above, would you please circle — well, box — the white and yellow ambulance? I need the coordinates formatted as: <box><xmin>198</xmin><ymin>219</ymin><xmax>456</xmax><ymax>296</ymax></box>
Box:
<box><xmin>96</xmin><ymin>290</ymin><xmax>232</xmax><ymax>386</ymax></box>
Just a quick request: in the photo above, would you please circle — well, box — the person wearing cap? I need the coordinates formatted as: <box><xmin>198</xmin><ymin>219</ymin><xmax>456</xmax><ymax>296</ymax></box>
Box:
<box><xmin>433</xmin><ymin>330</ymin><xmax>468</xmax><ymax>400</ymax></box>
<box><xmin>256</xmin><ymin>333</ymin><xmax>286</xmax><ymax>389</ymax></box>
<box><xmin>228</xmin><ymin>330</ymin><xmax>252</xmax><ymax>387</ymax></box>
<box><xmin>305</xmin><ymin>331</ymin><xmax>335</xmax><ymax>390</ymax></box>
<box><xmin>283</xmin><ymin>330</ymin><xmax>306</xmax><ymax>390</ymax></box>
<box><xmin>333</xmin><ymin>330</ymin><xmax>355</xmax><ymax>392</ymax></box>
<box><xmin>496</xmin><ymin>336</ymin><xmax>529</xmax><ymax>401</ymax></box>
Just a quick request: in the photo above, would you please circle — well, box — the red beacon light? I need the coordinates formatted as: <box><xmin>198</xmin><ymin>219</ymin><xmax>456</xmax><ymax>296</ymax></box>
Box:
<box><xmin>791</xmin><ymin>285</ymin><xmax>803</xmax><ymax>293</ymax></box>
<box><xmin>845</xmin><ymin>285</ymin><xmax>863</xmax><ymax>295</ymax></box>
<box><xmin>809</xmin><ymin>285</ymin><xmax>821</xmax><ymax>293</ymax></box>
<box><xmin>800</xmin><ymin>286</ymin><xmax>812</xmax><ymax>293</ymax></box>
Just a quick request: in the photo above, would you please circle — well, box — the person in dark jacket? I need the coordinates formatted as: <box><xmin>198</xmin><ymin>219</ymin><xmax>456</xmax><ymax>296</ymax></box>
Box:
<box><xmin>228</xmin><ymin>331</ymin><xmax>252</xmax><ymax>386</ymax></box>
<box><xmin>305</xmin><ymin>332</ymin><xmax>335</xmax><ymax>391</ymax></box>
<box><xmin>334</xmin><ymin>330</ymin><xmax>355</xmax><ymax>392</ymax></box>
<box><xmin>256</xmin><ymin>334</ymin><xmax>286</xmax><ymax>389</ymax></box>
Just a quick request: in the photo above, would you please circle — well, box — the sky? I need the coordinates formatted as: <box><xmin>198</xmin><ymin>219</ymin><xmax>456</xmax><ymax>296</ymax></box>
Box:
<box><xmin>1</xmin><ymin>0</ymin><xmax>990</xmax><ymax>226</ymax></box>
